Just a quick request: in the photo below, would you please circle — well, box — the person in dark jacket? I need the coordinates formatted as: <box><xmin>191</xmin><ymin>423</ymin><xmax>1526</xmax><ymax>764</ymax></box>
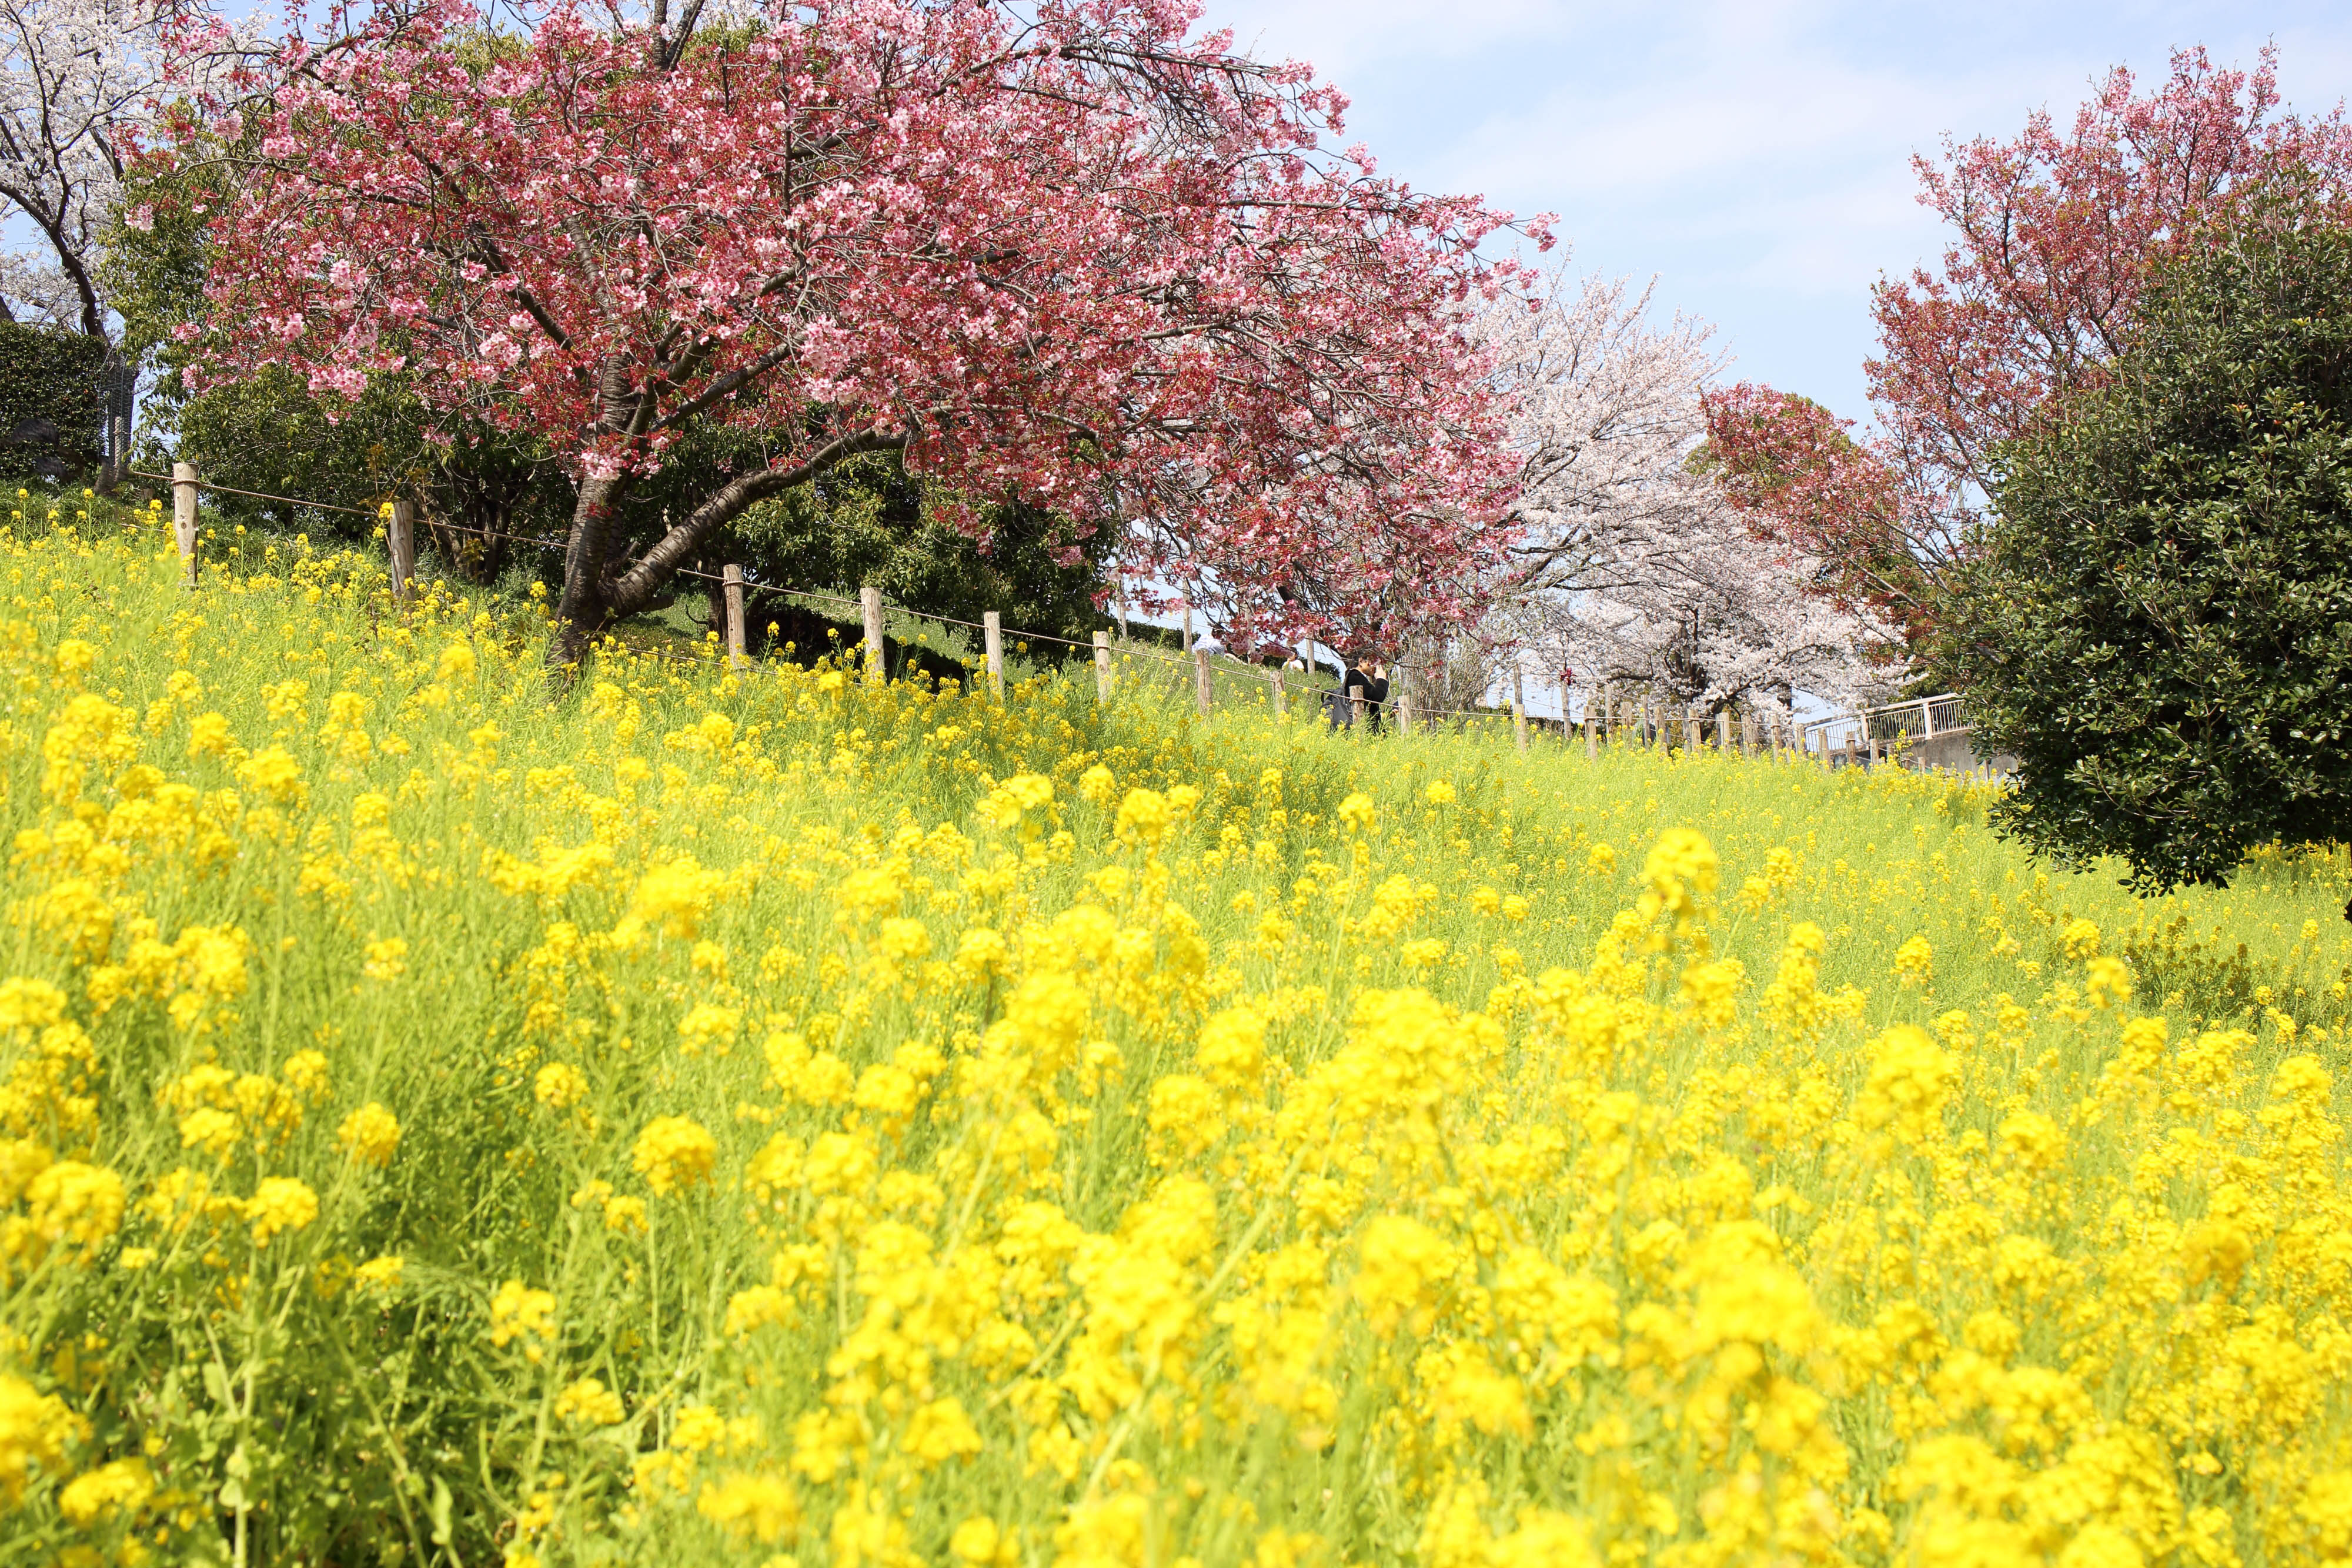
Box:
<box><xmin>1326</xmin><ymin>652</ymin><xmax>1369</xmax><ymax>730</ymax></box>
<box><xmin>1362</xmin><ymin>659</ymin><xmax>1392</xmax><ymax>734</ymax></box>
<box><xmin>1324</xmin><ymin>663</ymin><xmax>1358</xmax><ymax>729</ymax></box>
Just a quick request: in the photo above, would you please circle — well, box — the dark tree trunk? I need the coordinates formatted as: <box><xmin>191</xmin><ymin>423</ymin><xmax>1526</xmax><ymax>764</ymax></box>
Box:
<box><xmin>552</xmin><ymin>472</ymin><xmax>633</xmax><ymax>667</ymax></box>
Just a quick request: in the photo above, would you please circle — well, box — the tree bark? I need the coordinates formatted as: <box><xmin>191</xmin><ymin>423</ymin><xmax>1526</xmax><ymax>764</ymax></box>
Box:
<box><xmin>545</xmin><ymin>425</ymin><xmax>907</xmax><ymax>670</ymax></box>
<box><xmin>551</xmin><ymin>472</ymin><xmax>634</xmax><ymax>668</ymax></box>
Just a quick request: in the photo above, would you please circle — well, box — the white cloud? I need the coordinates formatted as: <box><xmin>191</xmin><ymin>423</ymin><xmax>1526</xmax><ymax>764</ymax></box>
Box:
<box><xmin>1196</xmin><ymin>0</ymin><xmax>2352</xmax><ymax>414</ymax></box>
<box><xmin>1202</xmin><ymin>0</ymin><xmax>1582</xmax><ymax>79</ymax></box>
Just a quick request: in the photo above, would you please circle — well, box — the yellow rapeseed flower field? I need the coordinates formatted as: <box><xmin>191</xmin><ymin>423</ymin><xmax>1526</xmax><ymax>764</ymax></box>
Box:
<box><xmin>4</xmin><ymin>503</ymin><xmax>2352</xmax><ymax>1568</ymax></box>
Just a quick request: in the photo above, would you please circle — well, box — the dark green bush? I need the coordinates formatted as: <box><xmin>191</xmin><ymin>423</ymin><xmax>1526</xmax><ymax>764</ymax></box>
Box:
<box><xmin>0</xmin><ymin>321</ymin><xmax>107</xmax><ymax>483</ymax></box>
<box><xmin>1940</xmin><ymin>198</ymin><xmax>2352</xmax><ymax>891</ymax></box>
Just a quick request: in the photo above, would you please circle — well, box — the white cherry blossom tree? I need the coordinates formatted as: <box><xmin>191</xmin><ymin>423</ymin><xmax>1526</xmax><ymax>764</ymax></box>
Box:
<box><xmin>0</xmin><ymin>0</ymin><xmax>178</xmax><ymax>473</ymax></box>
<box><xmin>1465</xmin><ymin>259</ymin><xmax>1900</xmax><ymax>721</ymax></box>
<box><xmin>0</xmin><ymin>0</ymin><xmax>172</xmax><ymax>330</ymax></box>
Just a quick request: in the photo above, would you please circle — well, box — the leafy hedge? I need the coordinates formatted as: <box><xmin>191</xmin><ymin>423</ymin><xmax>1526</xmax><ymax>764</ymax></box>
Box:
<box><xmin>0</xmin><ymin>320</ymin><xmax>107</xmax><ymax>483</ymax></box>
<box><xmin>1940</xmin><ymin>197</ymin><xmax>2352</xmax><ymax>891</ymax></box>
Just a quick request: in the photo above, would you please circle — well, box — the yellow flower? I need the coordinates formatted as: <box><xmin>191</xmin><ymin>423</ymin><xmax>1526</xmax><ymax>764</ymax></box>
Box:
<box><xmin>1355</xmin><ymin>1216</ymin><xmax>1455</xmax><ymax>1336</ymax></box>
<box><xmin>696</xmin><ymin>1470</ymin><xmax>801</xmax><ymax>1544</ymax></box>
<box><xmin>58</xmin><ymin>1457</ymin><xmax>152</xmax><ymax>1526</ymax></box>
<box><xmin>554</xmin><ymin>1378</ymin><xmax>626</xmax><ymax>1427</ymax></box>
<box><xmin>336</xmin><ymin>1103</ymin><xmax>402</xmax><ymax>1168</ymax></box>
<box><xmin>282</xmin><ymin>1049</ymin><xmax>330</xmax><ymax>1099</ymax></box>
<box><xmin>901</xmin><ymin>1396</ymin><xmax>983</xmax><ymax>1466</ymax></box>
<box><xmin>724</xmin><ymin>1285</ymin><xmax>796</xmax><ymax>1338</ymax></box>
<box><xmin>245</xmin><ymin>1177</ymin><xmax>319</xmax><ymax>1245</ymax></box>
<box><xmin>353</xmin><ymin>1255</ymin><xmax>405</xmax><ymax>1296</ymax></box>
<box><xmin>1639</xmin><ymin>828</ymin><xmax>1716</xmax><ymax>924</ymax></box>
<box><xmin>1335</xmin><ymin>792</ymin><xmax>1377</xmax><ymax>833</ymax></box>
<box><xmin>677</xmin><ymin>1002</ymin><xmax>742</xmax><ymax>1055</ymax></box>
<box><xmin>1853</xmin><ymin>1026</ymin><xmax>1958</xmax><ymax>1145</ymax></box>
<box><xmin>534</xmin><ymin>1063</ymin><xmax>587</xmax><ymax>1110</ymax></box>
<box><xmin>186</xmin><ymin>710</ymin><xmax>235</xmax><ymax>758</ymax></box>
<box><xmin>633</xmin><ymin>1116</ymin><xmax>718</xmax><ymax>1196</ymax></box>
<box><xmin>1114</xmin><ymin>787</ymin><xmax>1173</xmax><ymax>847</ymax></box>
<box><xmin>1424</xmin><ymin>779</ymin><xmax>1456</xmax><ymax>805</ymax></box>
<box><xmin>2084</xmin><ymin>954</ymin><xmax>2133</xmax><ymax>1008</ymax></box>
<box><xmin>0</xmin><ymin>1374</ymin><xmax>83</xmax><ymax>1502</ymax></box>
<box><xmin>235</xmin><ymin>746</ymin><xmax>309</xmax><ymax>807</ymax></box>
<box><xmin>951</xmin><ymin>1517</ymin><xmax>1007</xmax><ymax>1564</ymax></box>
<box><xmin>24</xmin><ymin>1161</ymin><xmax>125</xmax><ymax>1256</ymax></box>
<box><xmin>488</xmin><ymin>1280</ymin><xmax>557</xmax><ymax>1358</ymax></box>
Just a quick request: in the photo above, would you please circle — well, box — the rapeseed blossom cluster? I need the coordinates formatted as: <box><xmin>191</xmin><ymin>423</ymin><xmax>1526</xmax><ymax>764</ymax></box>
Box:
<box><xmin>2</xmin><ymin>502</ymin><xmax>2352</xmax><ymax>1566</ymax></box>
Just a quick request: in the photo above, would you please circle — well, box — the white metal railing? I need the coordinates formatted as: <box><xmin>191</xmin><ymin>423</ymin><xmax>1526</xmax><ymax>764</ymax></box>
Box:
<box><xmin>1803</xmin><ymin>693</ymin><xmax>1970</xmax><ymax>747</ymax></box>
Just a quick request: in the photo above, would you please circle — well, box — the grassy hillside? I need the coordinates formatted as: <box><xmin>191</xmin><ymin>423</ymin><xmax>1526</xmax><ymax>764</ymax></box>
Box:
<box><xmin>5</xmin><ymin>505</ymin><xmax>2352</xmax><ymax>1567</ymax></box>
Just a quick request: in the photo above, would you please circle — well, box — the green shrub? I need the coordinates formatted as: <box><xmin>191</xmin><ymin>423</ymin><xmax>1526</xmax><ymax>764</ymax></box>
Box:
<box><xmin>1941</xmin><ymin>196</ymin><xmax>2352</xmax><ymax>890</ymax></box>
<box><xmin>0</xmin><ymin>321</ymin><xmax>107</xmax><ymax>483</ymax></box>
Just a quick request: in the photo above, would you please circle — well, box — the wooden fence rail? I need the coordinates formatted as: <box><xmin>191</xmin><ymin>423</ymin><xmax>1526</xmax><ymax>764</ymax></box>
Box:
<box><xmin>121</xmin><ymin>463</ymin><xmax>1992</xmax><ymax>773</ymax></box>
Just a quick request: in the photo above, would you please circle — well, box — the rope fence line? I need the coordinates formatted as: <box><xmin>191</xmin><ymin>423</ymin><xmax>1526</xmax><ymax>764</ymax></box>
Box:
<box><xmin>126</xmin><ymin>466</ymin><xmax>379</xmax><ymax>519</ymax></box>
<box><xmin>115</xmin><ymin>461</ymin><xmax>1974</xmax><ymax>771</ymax></box>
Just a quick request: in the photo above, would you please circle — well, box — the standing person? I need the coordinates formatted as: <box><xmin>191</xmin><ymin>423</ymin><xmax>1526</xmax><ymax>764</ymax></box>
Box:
<box><xmin>1363</xmin><ymin>658</ymin><xmax>1392</xmax><ymax>734</ymax></box>
<box><xmin>1328</xmin><ymin>650</ymin><xmax>1368</xmax><ymax>730</ymax></box>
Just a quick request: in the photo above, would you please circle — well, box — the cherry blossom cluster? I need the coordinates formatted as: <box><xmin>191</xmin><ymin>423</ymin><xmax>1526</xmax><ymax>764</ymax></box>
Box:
<box><xmin>1712</xmin><ymin>47</ymin><xmax>2352</xmax><ymax>641</ymax></box>
<box><xmin>1469</xmin><ymin>264</ymin><xmax>1899</xmax><ymax>715</ymax></box>
<box><xmin>163</xmin><ymin>0</ymin><xmax>1544</xmax><ymax>658</ymax></box>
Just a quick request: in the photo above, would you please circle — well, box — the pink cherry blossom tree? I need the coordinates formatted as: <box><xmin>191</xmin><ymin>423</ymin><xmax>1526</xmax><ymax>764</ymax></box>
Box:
<box><xmin>1708</xmin><ymin>47</ymin><xmax>2352</xmax><ymax>644</ymax></box>
<box><xmin>1869</xmin><ymin>46</ymin><xmax>2352</xmax><ymax>523</ymax></box>
<box><xmin>161</xmin><ymin>0</ymin><xmax>1538</xmax><ymax>663</ymax></box>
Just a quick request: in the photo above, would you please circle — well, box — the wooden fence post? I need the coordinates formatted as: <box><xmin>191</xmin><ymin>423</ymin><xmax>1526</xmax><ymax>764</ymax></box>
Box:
<box><xmin>983</xmin><ymin>611</ymin><xmax>1004</xmax><ymax>701</ymax></box>
<box><xmin>1349</xmin><ymin>678</ymin><xmax>1366</xmax><ymax>729</ymax></box>
<box><xmin>1512</xmin><ymin>670</ymin><xmax>1528</xmax><ymax>754</ymax></box>
<box><xmin>1395</xmin><ymin>678</ymin><xmax>1411</xmax><ymax>734</ymax></box>
<box><xmin>721</xmin><ymin>564</ymin><xmax>747</xmax><ymax>667</ymax></box>
<box><xmin>1584</xmin><ymin>705</ymin><xmax>1596</xmax><ymax>761</ymax></box>
<box><xmin>1685</xmin><ymin>707</ymin><xmax>1700</xmax><ymax>753</ymax></box>
<box><xmin>860</xmin><ymin>586</ymin><xmax>886</xmax><ymax>686</ymax></box>
<box><xmin>387</xmin><ymin>497</ymin><xmax>416</xmax><ymax>604</ymax></box>
<box><xmin>1717</xmin><ymin>710</ymin><xmax>1732</xmax><ymax>751</ymax></box>
<box><xmin>171</xmin><ymin>460</ymin><xmax>199</xmax><ymax>586</ymax></box>
<box><xmin>1271</xmin><ymin>664</ymin><xmax>1287</xmax><ymax>719</ymax></box>
<box><xmin>1093</xmin><ymin>631</ymin><xmax>1112</xmax><ymax>703</ymax></box>
<box><xmin>1194</xmin><ymin>646</ymin><xmax>1212</xmax><ymax>717</ymax></box>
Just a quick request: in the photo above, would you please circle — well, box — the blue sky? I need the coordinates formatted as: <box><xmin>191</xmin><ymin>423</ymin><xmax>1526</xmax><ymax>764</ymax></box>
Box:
<box><xmin>1195</xmin><ymin>0</ymin><xmax>2352</xmax><ymax>427</ymax></box>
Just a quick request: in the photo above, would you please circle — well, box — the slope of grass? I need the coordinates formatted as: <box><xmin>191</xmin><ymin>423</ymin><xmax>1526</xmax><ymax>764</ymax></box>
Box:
<box><xmin>2</xmin><ymin>510</ymin><xmax>2350</xmax><ymax>1567</ymax></box>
